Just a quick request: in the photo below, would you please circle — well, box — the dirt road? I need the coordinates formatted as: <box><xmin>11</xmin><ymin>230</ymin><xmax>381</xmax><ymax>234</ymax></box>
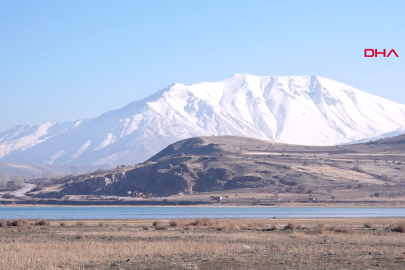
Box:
<box><xmin>10</xmin><ymin>183</ymin><xmax>36</xmax><ymax>197</ymax></box>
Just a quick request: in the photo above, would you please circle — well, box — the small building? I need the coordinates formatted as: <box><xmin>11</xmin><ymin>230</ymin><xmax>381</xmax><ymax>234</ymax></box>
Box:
<box><xmin>210</xmin><ymin>196</ymin><xmax>223</xmax><ymax>202</ymax></box>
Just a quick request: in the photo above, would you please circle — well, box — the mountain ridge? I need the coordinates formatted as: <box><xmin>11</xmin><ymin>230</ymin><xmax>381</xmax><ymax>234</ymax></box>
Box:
<box><xmin>1</xmin><ymin>74</ymin><xmax>405</xmax><ymax>166</ymax></box>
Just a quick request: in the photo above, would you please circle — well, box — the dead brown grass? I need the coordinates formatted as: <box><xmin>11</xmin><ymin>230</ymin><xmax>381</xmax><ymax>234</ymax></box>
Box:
<box><xmin>330</xmin><ymin>225</ymin><xmax>355</xmax><ymax>233</ymax></box>
<box><xmin>152</xmin><ymin>220</ymin><xmax>162</xmax><ymax>227</ymax></box>
<box><xmin>35</xmin><ymin>219</ymin><xmax>50</xmax><ymax>226</ymax></box>
<box><xmin>246</xmin><ymin>221</ymin><xmax>267</xmax><ymax>230</ymax></box>
<box><xmin>169</xmin><ymin>220</ymin><xmax>188</xmax><ymax>227</ymax></box>
<box><xmin>0</xmin><ymin>220</ymin><xmax>9</xmax><ymax>227</ymax></box>
<box><xmin>10</xmin><ymin>219</ymin><xmax>29</xmax><ymax>227</ymax></box>
<box><xmin>155</xmin><ymin>224</ymin><xmax>168</xmax><ymax>230</ymax></box>
<box><xmin>152</xmin><ymin>221</ymin><xmax>168</xmax><ymax>230</ymax></box>
<box><xmin>191</xmin><ymin>218</ymin><xmax>215</xmax><ymax>227</ymax></box>
<box><xmin>270</xmin><ymin>224</ymin><xmax>280</xmax><ymax>231</ymax></box>
<box><xmin>284</xmin><ymin>222</ymin><xmax>296</xmax><ymax>230</ymax></box>
<box><xmin>316</xmin><ymin>223</ymin><xmax>325</xmax><ymax>234</ymax></box>
<box><xmin>75</xmin><ymin>221</ymin><xmax>86</xmax><ymax>226</ymax></box>
<box><xmin>391</xmin><ymin>222</ymin><xmax>405</xmax><ymax>233</ymax></box>
<box><xmin>218</xmin><ymin>220</ymin><xmax>240</xmax><ymax>231</ymax></box>
<box><xmin>364</xmin><ymin>222</ymin><xmax>373</xmax><ymax>228</ymax></box>
<box><xmin>1</xmin><ymin>218</ymin><xmax>405</xmax><ymax>269</ymax></box>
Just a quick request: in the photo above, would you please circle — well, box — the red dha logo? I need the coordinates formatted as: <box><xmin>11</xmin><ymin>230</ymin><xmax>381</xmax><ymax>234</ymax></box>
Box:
<box><xmin>364</xmin><ymin>49</ymin><xmax>398</xmax><ymax>57</ymax></box>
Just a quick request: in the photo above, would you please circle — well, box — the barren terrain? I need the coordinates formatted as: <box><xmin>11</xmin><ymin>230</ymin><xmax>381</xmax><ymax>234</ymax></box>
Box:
<box><xmin>3</xmin><ymin>135</ymin><xmax>405</xmax><ymax>205</ymax></box>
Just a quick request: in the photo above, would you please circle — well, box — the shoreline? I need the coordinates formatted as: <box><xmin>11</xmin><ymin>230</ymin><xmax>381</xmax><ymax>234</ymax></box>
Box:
<box><xmin>1</xmin><ymin>201</ymin><xmax>405</xmax><ymax>208</ymax></box>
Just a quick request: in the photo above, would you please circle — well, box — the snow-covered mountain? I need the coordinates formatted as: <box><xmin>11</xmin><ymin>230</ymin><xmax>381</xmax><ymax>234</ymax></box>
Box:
<box><xmin>346</xmin><ymin>126</ymin><xmax>405</xmax><ymax>144</ymax></box>
<box><xmin>2</xmin><ymin>74</ymin><xmax>405</xmax><ymax>166</ymax></box>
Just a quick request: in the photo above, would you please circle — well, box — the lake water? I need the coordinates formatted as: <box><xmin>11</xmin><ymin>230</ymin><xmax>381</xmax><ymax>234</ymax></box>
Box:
<box><xmin>1</xmin><ymin>207</ymin><xmax>405</xmax><ymax>220</ymax></box>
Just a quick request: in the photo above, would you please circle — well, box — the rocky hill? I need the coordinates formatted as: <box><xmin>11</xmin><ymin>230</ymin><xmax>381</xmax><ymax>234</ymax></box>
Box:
<box><xmin>31</xmin><ymin>135</ymin><xmax>405</xmax><ymax>198</ymax></box>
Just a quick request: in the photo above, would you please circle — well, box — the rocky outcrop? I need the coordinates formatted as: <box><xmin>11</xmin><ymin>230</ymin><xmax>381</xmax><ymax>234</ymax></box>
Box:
<box><xmin>33</xmin><ymin>134</ymin><xmax>405</xmax><ymax>198</ymax></box>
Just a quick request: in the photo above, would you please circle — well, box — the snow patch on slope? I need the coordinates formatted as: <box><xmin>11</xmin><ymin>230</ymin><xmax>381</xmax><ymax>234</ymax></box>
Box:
<box><xmin>1</xmin><ymin>74</ymin><xmax>405</xmax><ymax>166</ymax></box>
<box><xmin>45</xmin><ymin>150</ymin><xmax>66</xmax><ymax>165</ymax></box>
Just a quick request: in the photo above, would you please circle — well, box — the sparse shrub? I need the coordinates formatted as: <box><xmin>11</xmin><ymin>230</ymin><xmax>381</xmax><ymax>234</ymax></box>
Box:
<box><xmin>0</xmin><ymin>220</ymin><xmax>9</xmax><ymax>227</ymax></box>
<box><xmin>374</xmin><ymin>192</ymin><xmax>383</xmax><ymax>197</ymax></box>
<box><xmin>152</xmin><ymin>220</ymin><xmax>168</xmax><ymax>230</ymax></box>
<box><xmin>270</xmin><ymin>224</ymin><xmax>280</xmax><ymax>231</ymax></box>
<box><xmin>191</xmin><ymin>218</ymin><xmax>214</xmax><ymax>227</ymax></box>
<box><xmin>169</xmin><ymin>220</ymin><xmax>178</xmax><ymax>227</ymax></box>
<box><xmin>284</xmin><ymin>222</ymin><xmax>296</xmax><ymax>231</ymax></box>
<box><xmin>75</xmin><ymin>221</ymin><xmax>86</xmax><ymax>226</ymax></box>
<box><xmin>248</xmin><ymin>221</ymin><xmax>267</xmax><ymax>230</ymax></box>
<box><xmin>169</xmin><ymin>220</ymin><xmax>187</xmax><ymax>227</ymax></box>
<box><xmin>117</xmin><ymin>226</ymin><xmax>123</xmax><ymax>231</ymax></box>
<box><xmin>99</xmin><ymin>222</ymin><xmax>105</xmax><ymax>227</ymax></box>
<box><xmin>142</xmin><ymin>226</ymin><xmax>149</xmax><ymax>230</ymax></box>
<box><xmin>35</xmin><ymin>219</ymin><xmax>50</xmax><ymax>226</ymax></box>
<box><xmin>60</xmin><ymin>222</ymin><xmax>66</xmax><ymax>226</ymax></box>
<box><xmin>219</xmin><ymin>221</ymin><xmax>240</xmax><ymax>231</ymax></box>
<box><xmin>364</xmin><ymin>223</ymin><xmax>373</xmax><ymax>229</ymax></box>
<box><xmin>75</xmin><ymin>233</ymin><xmax>85</xmax><ymax>239</ymax></box>
<box><xmin>316</xmin><ymin>223</ymin><xmax>325</xmax><ymax>234</ymax></box>
<box><xmin>331</xmin><ymin>226</ymin><xmax>355</xmax><ymax>233</ymax></box>
<box><xmin>155</xmin><ymin>224</ymin><xmax>168</xmax><ymax>230</ymax></box>
<box><xmin>329</xmin><ymin>225</ymin><xmax>337</xmax><ymax>232</ymax></box>
<box><xmin>391</xmin><ymin>223</ymin><xmax>405</xmax><ymax>233</ymax></box>
<box><xmin>10</xmin><ymin>219</ymin><xmax>29</xmax><ymax>227</ymax></box>
<box><xmin>153</xmin><ymin>221</ymin><xmax>163</xmax><ymax>227</ymax></box>
<box><xmin>9</xmin><ymin>219</ymin><xmax>31</xmax><ymax>231</ymax></box>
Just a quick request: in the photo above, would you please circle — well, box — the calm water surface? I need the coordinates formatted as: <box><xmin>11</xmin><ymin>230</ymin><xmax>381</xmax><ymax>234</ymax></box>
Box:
<box><xmin>1</xmin><ymin>207</ymin><xmax>405</xmax><ymax>219</ymax></box>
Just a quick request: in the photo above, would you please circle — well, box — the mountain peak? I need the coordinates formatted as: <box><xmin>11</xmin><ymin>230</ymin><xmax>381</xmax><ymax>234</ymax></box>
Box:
<box><xmin>1</xmin><ymin>74</ymin><xmax>405</xmax><ymax>166</ymax></box>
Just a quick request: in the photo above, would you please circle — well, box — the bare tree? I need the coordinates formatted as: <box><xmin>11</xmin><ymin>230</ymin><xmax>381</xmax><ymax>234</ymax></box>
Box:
<box><xmin>0</xmin><ymin>172</ymin><xmax>9</xmax><ymax>188</ymax></box>
<box><xmin>10</xmin><ymin>175</ymin><xmax>25</xmax><ymax>188</ymax></box>
<box><xmin>42</xmin><ymin>171</ymin><xmax>58</xmax><ymax>179</ymax></box>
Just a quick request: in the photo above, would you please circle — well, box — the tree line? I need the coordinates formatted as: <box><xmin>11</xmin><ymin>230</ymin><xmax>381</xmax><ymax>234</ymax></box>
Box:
<box><xmin>0</xmin><ymin>172</ymin><xmax>26</xmax><ymax>189</ymax></box>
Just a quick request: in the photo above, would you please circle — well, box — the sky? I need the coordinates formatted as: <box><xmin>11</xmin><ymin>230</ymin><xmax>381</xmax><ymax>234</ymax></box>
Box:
<box><xmin>0</xmin><ymin>0</ymin><xmax>404</xmax><ymax>132</ymax></box>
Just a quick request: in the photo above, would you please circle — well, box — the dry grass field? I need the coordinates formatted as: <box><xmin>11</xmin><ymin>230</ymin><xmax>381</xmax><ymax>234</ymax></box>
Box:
<box><xmin>1</xmin><ymin>218</ymin><xmax>405</xmax><ymax>269</ymax></box>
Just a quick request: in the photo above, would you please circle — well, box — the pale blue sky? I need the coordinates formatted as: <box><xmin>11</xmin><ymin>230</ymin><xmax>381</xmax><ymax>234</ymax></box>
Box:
<box><xmin>0</xmin><ymin>0</ymin><xmax>404</xmax><ymax>132</ymax></box>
